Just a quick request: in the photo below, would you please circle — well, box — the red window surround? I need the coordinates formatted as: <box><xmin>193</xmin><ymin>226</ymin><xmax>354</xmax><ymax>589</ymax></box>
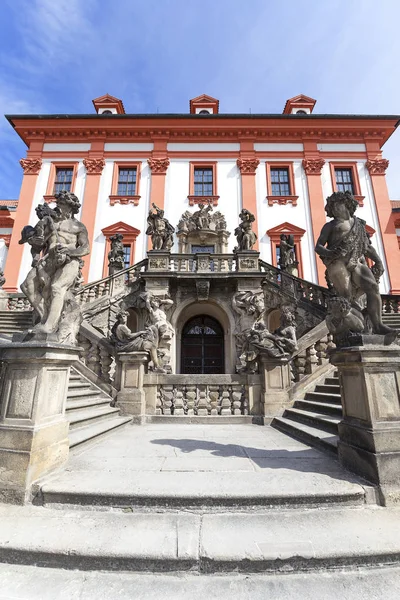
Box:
<box><xmin>266</xmin><ymin>221</ymin><xmax>306</xmax><ymax>279</ymax></box>
<box><xmin>329</xmin><ymin>162</ymin><xmax>365</xmax><ymax>207</ymax></box>
<box><xmin>44</xmin><ymin>162</ymin><xmax>78</xmax><ymax>203</ymax></box>
<box><xmin>266</xmin><ymin>162</ymin><xmax>298</xmax><ymax>206</ymax></box>
<box><xmin>101</xmin><ymin>221</ymin><xmax>140</xmax><ymax>277</ymax></box>
<box><xmin>188</xmin><ymin>161</ymin><xmax>219</xmax><ymax>206</ymax></box>
<box><xmin>109</xmin><ymin>162</ymin><xmax>141</xmax><ymax>206</ymax></box>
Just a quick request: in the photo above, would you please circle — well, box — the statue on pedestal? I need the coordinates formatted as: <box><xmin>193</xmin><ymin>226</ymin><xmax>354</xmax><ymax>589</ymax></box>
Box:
<box><xmin>19</xmin><ymin>191</ymin><xmax>89</xmax><ymax>344</ymax></box>
<box><xmin>146</xmin><ymin>203</ymin><xmax>174</xmax><ymax>251</ymax></box>
<box><xmin>111</xmin><ymin>311</ymin><xmax>161</xmax><ymax>371</ymax></box>
<box><xmin>0</xmin><ymin>270</ymin><xmax>5</xmax><ymax>289</ymax></box>
<box><xmin>108</xmin><ymin>233</ymin><xmax>125</xmax><ymax>274</ymax></box>
<box><xmin>315</xmin><ymin>191</ymin><xmax>397</xmax><ymax>345</ymax></box>
<box><xmin>279</xmin><ymin>234</ymin><xmax>298</xmax><ymax>276</ymax></box>
<box><xmin>234</xmin><ymin>209</ymin><xmax>257</xmax><ymax>251</ymax></box>
<box><xmin>192</xmin><ymin>203</ymin><xmax>212</xmax><ymax>230</ymax></box>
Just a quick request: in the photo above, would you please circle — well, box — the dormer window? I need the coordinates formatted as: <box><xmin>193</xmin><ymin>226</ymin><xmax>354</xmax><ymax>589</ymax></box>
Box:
<box><xmin>283</xmin><ymin>95</ymin><xmax>316</xmax><ymax>115</ymax></box>
<box><xmin>199</xmin><ymin>109</ymin><xmax>211</xmax><ymax>115</ymax></box>
<box><xmin>189</xmin><ymin>94</ymin><xmax>219</xmax><ymax>114</ymax></box>
<box><xmin>92</xmin><ymin>94</ymin><xmax>125</xmax><ymax>114</ymax></box>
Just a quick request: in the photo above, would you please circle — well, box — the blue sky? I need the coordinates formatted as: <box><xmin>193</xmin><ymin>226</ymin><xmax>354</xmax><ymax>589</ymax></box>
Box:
<box><xmin>1</xmin><ymin>0</ymin><xmax>400</xmax><ymax>199</ymax></box>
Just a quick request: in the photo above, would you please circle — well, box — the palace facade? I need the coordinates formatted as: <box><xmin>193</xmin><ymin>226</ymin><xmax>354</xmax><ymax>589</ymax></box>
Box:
<box><xmin>1</xmin><ymin>92</ymin><xmax>400</xmax><ymax>293</ymax></box>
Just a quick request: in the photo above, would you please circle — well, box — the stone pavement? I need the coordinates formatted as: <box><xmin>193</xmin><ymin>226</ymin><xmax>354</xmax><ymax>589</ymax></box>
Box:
<box><xmin>40</xmin><ymin>423</ymin><xmax>368</xmax><ymax>507</ymax></box>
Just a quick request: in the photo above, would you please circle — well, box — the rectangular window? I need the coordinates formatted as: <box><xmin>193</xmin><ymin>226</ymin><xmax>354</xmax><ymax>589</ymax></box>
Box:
<box><xmin>54</xmin><ymin>167</ymin><xmax>73</xmax><ymax>194</ymax></box>
<box><xmin>123</xmin><ymin>245</ymin><xmax>131</xmax><ymax>270</ymax></box>
<box><xmin>194</xmin><ymin>167</ymin><xmax>213</xmax><ymax>196</ymax></box>
<box><xmin>335</xmin><ymin>168</ymin><xmax>355</xmax><ymax>194</ymax></box>
<box><xmin>270</xmin><ymin>168</ymin><xmax>290</xmax><ymax>196</ymax></box>
<box><xmin>117</xmin><ymin>167</ymin><xmax>137</xmax><ymax>196</ymax></box>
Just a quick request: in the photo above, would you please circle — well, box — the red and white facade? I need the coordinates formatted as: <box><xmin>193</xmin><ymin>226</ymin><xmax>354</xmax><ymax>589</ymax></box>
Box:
<box><xmin>2</xmin><ymin>93</ymin><xmax>400</xmax><ymax>293</ymax></box>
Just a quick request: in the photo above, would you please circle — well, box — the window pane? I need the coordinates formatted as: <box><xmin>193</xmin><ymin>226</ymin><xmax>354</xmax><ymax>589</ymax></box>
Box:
<box><xmin>54</xmin><ymin>168</ymin><xmax>73</xmax><ymax>193</ymax></box>
<box><xmin>123</xmin><ymin>245</ymin><xmax>131</xmax><ymax>269</ymax></box>
<box><xmin>335</xmin><ymin>169</ymin><xmax>354</xmax><ymax>194</ymax></box>
<box><xmin>118</xmin><ymin>167</ymin><xmax>137</xmax><ymax>195</ymax></box>
<box><xmin>270</xmin><ymin>168</ymin><xmax>290</xmax><ymax>195</ymax></box>
<box><xmin>194</xmin><ymin>167</ymin><xmax>213</xmax><ymax>195</ymax></box>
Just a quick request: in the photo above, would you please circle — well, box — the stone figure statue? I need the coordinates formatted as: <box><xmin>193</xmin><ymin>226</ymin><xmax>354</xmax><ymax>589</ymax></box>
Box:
<box><xmin>234</xmin><ymin>209</ymin><xmax>257</xmax><ymax>251</ymax></box>
<box><xmin>0</xmin><ymin>270</ymin><xmax>5</xmax><ymax>289</ymax></box>
<box><xmin>315</xmin><ymin>191</ymin><xmax>397</xmax><ymax>344</ymax></box>
<box><xmin>325</xmin><ymin>296</ymin><xmax>365</xmax><ymax>347</ymax></box>
<box><xmin>19</xmin><ymin>191</ymin><xmax>89</xmax><ymax>343</ymax></box>
<box><xmin>146</xmin><ymin>203</ymin><xmax>174</xmax><ymax>251</ymax></box>
<box><xmin>279</xmin><ymin>234</ymin><xmax>298</xmax><ymax>276</ymax></box>
<box><xmin>108</xmin><ymin>233</ymin><xmax>125</xmax><ymax>274</ymax></box>
<box><xmin>110</xmin><ymin>310</ymin><xmax>162</xmax><ymax>371</ymax></box>
<box><xmin>141</xmin><ymin>292</ymin><xmax>174</xmax><ymax>371</ymax></box>
<box><xmin>192</xmin><ymin>203</ymin><xmax>212</xmax><ymax>230</ymax></box>
<box><xmin>237</xmin><ymin>306</ymin><xmax>298</xmax><ymax>373</ymax></box>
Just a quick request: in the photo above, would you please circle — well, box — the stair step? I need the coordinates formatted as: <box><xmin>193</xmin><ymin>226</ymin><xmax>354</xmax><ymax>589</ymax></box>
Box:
<box><xmin>305</xmin><ymin>391</ymin><xmax>342</xmax><ymax>404</ymax></box>
<box><xmin>67</xmin><ymin>388</ymin><xmax>101</xmax><ymax>400</ymax></box>
<box><xmin>68</xmin><ymin>415</ymin><xmax>132</xmax><ymax>449</ymax></box>
<box><xmin>68</xmin><ymin>406</ymin><xmax>121</xmax><ymax>430</ymax></box>
<box><xmin>68</xmin><ymin>380</ymin><xmax>93</xmax><ymax>390</ymax></box>
<box><xmin>294</xmin><ymin>399</ymin><xmax>343</xmax><ymax>416</ymax></box>
<box><xmin>324</xmin><ymin>377</ymin><xmax>340</xmax><ymax>385</ymax></box>
<box><xmin>3</xmin><ymin>504</ymin><xmax>400</xmax><ymax>574</ymax></box>
<box><xmin>314</xmin><ymin>384</ymin><xmax>341</xmax><ymax>394</ymax></box>
<box><xmin>66</xmin><ymin>397</ymin><xmax>112</xmax><ymax>411</ymax></box>
<box><xmin>272</xmin><ymin>416</ymin><xmax>338</xmax><ymax>455</ymax></box>
<box><xmin>283</xmin><ymin>408</ymin><xmax>340</xmax><ymax>435</ymax></box>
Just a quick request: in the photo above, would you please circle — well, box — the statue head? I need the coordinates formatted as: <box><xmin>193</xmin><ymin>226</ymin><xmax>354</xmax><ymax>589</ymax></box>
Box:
<box><xmin>54</xmin><ymin>190</ymin><xmax>81</xmax><ymax>215</ymax></box>
<box><xmin>280</xmin><ymin>305</ymin><xmax>296</xmax><ymax>327</ymax></box>
<box><xmin>325</xmin><ymin>191</ymin><xmax>358</xmax><ymax>218</ymax></box>
<box><xmin>329</xmin><ymin>296</ymin><xmax>351</xmax><ymax>317</ymax></box>
<box><xmin>116</xmin><ymin>310</ymin><xmax>129</xmax><ymax>324</ymax></box>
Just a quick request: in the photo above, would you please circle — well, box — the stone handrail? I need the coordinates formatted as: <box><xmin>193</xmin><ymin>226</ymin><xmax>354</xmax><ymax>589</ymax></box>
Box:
<box><xmin>169</xmin><ymin>253</ymin><xmax>236</xmax><ymax>273</ymax></box>
<box><xmin>77</xmin><ymin>321</ymin><xmax>117</xmax><ymax>393</ymax></box>
<box><xmin>259</xmin><ymin>260</ymin><xmax>332</xmax><ymax>313</ymax></box>
<box><xmin>75</xmin><ymin>259</ymin><xmax>148</xmax><ymax>304</ymax></box>
<box><xmin>289</xmin><ymin>320</ymin><xmax>335</xmax><ymax>383</ymax></box>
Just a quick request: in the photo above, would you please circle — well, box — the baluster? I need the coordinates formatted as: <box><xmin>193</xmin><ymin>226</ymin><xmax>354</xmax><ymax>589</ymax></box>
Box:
<box><xmin>241</xmin><ymin>384</ymin><xmax>249</xmax><ymax>415</ymax></box>
<box><xmin>174</xmin><ymin>386</ymin><xmax>185</xmax><ymax>415</ymax></box>
<box><xmin>208</xmin><ymin>384</ymin><xmax>219</xmax><ymax>416</ymax></box>
<box><xmin>185</xmin><ymin>384</ymin><xmax>196</xmax><ymax>416</ymax></box>
<box><xmin>77</xmin><ymin>334</ymin><xmax>91</xmax><ymax>366</ymax></box>
<box><xmin>306</xmin><ymin>343</ymin><xmax>318</xmax><ymax>374</ymax></box>
<box><xmin>156</xmin><ymin>386</ymin><xmax>163</xmax><ymax>415</ymax></box>
<box><xmin>86</xmin><ymin>341</ymin><xmax>102</xmax><ymax>377</ymax></box>
<box><xmin>294</xmin><ymin>350</ymin><xmax>307</xmax><ymax>381</ymax></box>
<box><xmin>315</xmin><ymin>336</ymin><xmax>328</xmax><ymax>364</ymax></box>
<box><xmin>99</xmin><ymin>345</ymin><xmax>113</xmax><ymax>384</ymax></box>
<box><xmin>220</xmin><ymin>385</ymin><xmax>231</xmax><ymax>415</ymax></box>
<box><xmin>161</xmin><ymin>384</ymin><xmax>174</xmax><ymax>415</ymax></box>
<box><xmin>197</xmin><ymin>385</ymin><xmax>208</xmax><ymax>416</ymax></box>
<box><xmin>231</xmin><ymin>385</ymin><xmax>242</xmax><ymax>415</ymax></box>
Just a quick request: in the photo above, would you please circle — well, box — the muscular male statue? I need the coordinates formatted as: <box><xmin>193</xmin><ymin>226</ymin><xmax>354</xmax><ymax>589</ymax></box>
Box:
<box><xmin>21</xmin><ymin>191</ymin><xmax>89</xmax><ymax>341</ymax></box>
<box><xmin>315</xmin><ymin>191</ymin><xmax>395</xmax><ymax>340</ymax></box>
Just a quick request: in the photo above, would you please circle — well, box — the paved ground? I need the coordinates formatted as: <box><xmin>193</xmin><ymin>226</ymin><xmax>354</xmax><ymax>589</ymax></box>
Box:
<box><xmin>41</xmin><ymin>423</ymin><xmax>367</xmax><ymax>505</ymax></box>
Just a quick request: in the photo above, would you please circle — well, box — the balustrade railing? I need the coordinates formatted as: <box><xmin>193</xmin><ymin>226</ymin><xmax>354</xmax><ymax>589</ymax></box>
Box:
<box><xmin>382</xmin><ymin>295</ymin><xmax>400</xmax><ymax>314</ymax></box>
<box><xmin>155</xmin><ymin>379</ymin><xmax>249</xmax><ymax>416</ymax></box>
<box><xmin>288</xmin><ymin>321</ymin><xmax>335</xmax><ymax>383</ymax></box>
<box><xmin>169</xmin><ymin>253</ymin><xmax>236</xmax><ymax>273</ymax></box>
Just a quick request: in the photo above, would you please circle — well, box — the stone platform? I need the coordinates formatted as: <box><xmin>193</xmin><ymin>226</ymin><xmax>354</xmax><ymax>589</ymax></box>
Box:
<box><xmin>1</xmin><ymin>424</ymin><xmax>400</xmax><ymax>599</ymax></box>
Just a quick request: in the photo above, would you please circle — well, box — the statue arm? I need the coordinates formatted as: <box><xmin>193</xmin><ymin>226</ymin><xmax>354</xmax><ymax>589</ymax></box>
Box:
<box><xmin>315</xmin><ymin>223</ymin><xmax>335</xmax><ymax>258</ymax></box>
<box><xmin>68</xmin><ymin>225</ymin><xmax>90</xmax><ymax>258</ymax></box>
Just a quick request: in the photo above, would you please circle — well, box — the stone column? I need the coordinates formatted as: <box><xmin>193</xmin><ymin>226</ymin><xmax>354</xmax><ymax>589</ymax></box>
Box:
<box><xmin>259</xmin><ymin>355</ymin><xmax>292</xmax><ymax>419</ymax></box>
<box><xmin>115</xmin><ymin>352</ymin><xmax>148</xmax><ymax>420</ymax></box>
<box><xmin>0</xmin><ymin>342</ymin><xmax>79</xmax><ymax>504</ymax></box>
<box><xmin>331</xmin><ymin>346</ymin><xmax>400</xmax><ymax>505</ymax></box>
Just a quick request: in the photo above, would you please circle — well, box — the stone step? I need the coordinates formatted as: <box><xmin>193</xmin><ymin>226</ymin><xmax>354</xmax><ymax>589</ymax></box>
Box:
<box><xmin>283</xmin><ymin>408</ymin><xmax>340</xmax><ymax>435</ymax></box>
<box><xmin>66</xmin><ymin>397</ymin><xmax>112</xmax><ymax>411</ymax></box>
<box><xmin>324</xmin><ymin>376</ymin><xmax>340</xmax><ymax>385</ymax></box>
<box><xmin>294</xmin><ymin>399</ymin><xmax>343</xmax><ymax>416</ymax></box>
<box><xmin>1</xmin><ymin>504</ymin><xmax>400</xmax><ymax>573</ymax></box>
<box><xmin>67</xmin><ymin>388</ymin><xmax>101</xmax><ymax>400</ymax></box>
<box><xmin>68</xmin><ymin>415</ymin><xmax>132</xmax><ymax>450</ymax></box>
<box><xmin>68</xmin><ymin>380</ymin><xmax>93</xmax><ymax>390</ymax></box>
<box><xmin>67</xmin><ymin>406</ymin><xmax>121</xmax><ymax>430</ymax></box>
<box><xmin>314</xmin><ymin>383</ymin><xmax>341</xmax><ymax>394</ymax></box>
<box><xmin>304</xmin><ymin>391</ymin><xmax>342</xmax><ymax>405</ymax></box>
<box><xmin>271</xmin><ymin>416</ymin><xmax>338</xmax><ymax>456</ymax></box>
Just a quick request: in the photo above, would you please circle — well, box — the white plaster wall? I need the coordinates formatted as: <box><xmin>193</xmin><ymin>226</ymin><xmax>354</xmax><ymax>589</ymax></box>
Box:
<box><xmin>318</xmin><ymin>143</ymin><xmax>366</xmax><ymax>152</ymax></box>
<box><xmin>164</xmin><ymin>159</ymin><xmax>241</xmax><ymax>253</ymax></box>
<box><xmin>43</xmin><ymin>143</ymin><xmax>91</xmax><ymax>151</ymax></box>
<box><xmin>89</xmin><ymin>159</ymin><xmax>151</xmax><ymax>281</ymax></box>
<box><xmin>0</xmin><ymin>240</ymin><xmax>8</xmax><ymax>270</ymax></box>
<box><xmin>256</xmin><ymin>160</ymin><xmax>318</xmax><ymax>283</ymax></box>
<box><xmin>167</xmin><ymin>143</ymin><xmax>240</xmax><ymax>152</ymax></box>
<box><xmin>104</xmin><ymin>143</ymin><xmax>154</xmax><ymax>152</ymax></box>
<box><xmin>254</xmin><ymin>143</ymin><xmax>304</xmax><ymax>152</ymax></box>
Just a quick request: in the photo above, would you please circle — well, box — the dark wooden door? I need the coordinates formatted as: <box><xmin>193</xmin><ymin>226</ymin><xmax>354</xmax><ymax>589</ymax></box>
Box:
<box><xmin>181</xmin><ymin>315</ymin><xmax>224</xmax><ymax>374</ymax></box>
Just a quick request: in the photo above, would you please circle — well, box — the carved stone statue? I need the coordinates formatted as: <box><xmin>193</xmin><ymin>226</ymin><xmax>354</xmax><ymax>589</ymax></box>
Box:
<box><xmin>315</xmin><ymin>191</ymin><xmax>397</xmax><ymax>344</ymax></box>
<box><xmin>108</xmin><ymin>233</ymin><xmax>125</xmax><ymax>274</ymax></box>
<box><xmin>326</xmin><ymin>296</ymin><xmax>365</xmax><ymax>347</ymax></box>
<box><xmin>192</xmin><ymin>203</ymin><xmax>212</xmax><ymax>229</ymax></box>
<box><xmin>142</xmin><ymin>292</ymin><xmax>174</xmax><ymax>371</ymax></box>
<box><xmin>0</xmin><ymin>270</ymin><xmax>5</xmax><ymax>289</ymax></box>
<box><xmin>177</xmin><ymin>206</ymin><xmax>227</xmax><ymax>234</ymax></box>
<box><xmin>110</xmin><ymin>310</ymin><xmax>162</xmax><ymax>371</ymax></box>
<box><xmin>279</xmin><ymin>234</ymin><xmax>298</xmax><ymax>276</ymax></box>
<box><xmin>19</xmin><ymin>191</ymin><xmax>89</xmax><ymax>344</ymax></box>
<box><xmin>146</xmin><ymin>203</ymin><xmax>174</xmax><ymax>251</ymax></box>
<box><xmin>234</xmin><ymin>209</ymin><xmax>257</xmax><ymax>251</ymax></box>
<box><xmin>237</xmin><ymin>306</ymin><xmax>298</xmax><ymax>373</ymax></box>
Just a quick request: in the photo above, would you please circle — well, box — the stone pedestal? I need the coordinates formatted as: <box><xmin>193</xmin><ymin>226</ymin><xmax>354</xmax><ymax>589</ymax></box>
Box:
<box><xmin>0</xmin><ymin>290</ymin><xmax>8</xmax><ymax>311</ymax></box>
<box><xmin>235</xmin><ymin>251</ymin><xmax>260</xmax><ymax>272</ymax></box>
<box><xmin>147</xmin><ymin>251</ymin><xmax>170</xmax><ymax>272</ymax></box>
<box><xmin>331</xmin><ymin>346</ymin><xmax>400</xmax><ymax>506</ymax></box>
<box><xmin>115</xmin><ymin>352</ymin><xmax>148</xmax><ymax>418</ymax></box>
<box><xmin>0</xmin><ymin>343</ymin><xmax>79</xmax><ymax>504</ymax></box>
<box><xmin>260</xmin><ymin>356</ymin><xmax>291</xmax><ymax>417</ymax></box>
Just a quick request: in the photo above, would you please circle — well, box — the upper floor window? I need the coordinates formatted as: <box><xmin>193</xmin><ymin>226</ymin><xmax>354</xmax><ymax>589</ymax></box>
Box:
<box><xmin>54</xmin><ymin>167</ymin><xmax>73</xmax><ymax>194</ymax></box>
<box><xmin>335</xmin><ymin>168</ymin><xmax>355</xmax><ymax>194</ymax></box>
<box><xmin>117</xmin><ymin>167</ymin><xmax>137</xmax><ymax>196</ymax></box>
<box><xmin>123</xmin><ymin>244</ymin><xmax>131</xmax><ymax>270</ymax></box>
<box><xmin>194</xmin><ymin>167</ymin><xmax>213</xmax><ymax>196</ymax></box>
<box><xmin>270</xmin><ymin>168</ymin><xmax>290</xmax><ymax>196</ymax></box>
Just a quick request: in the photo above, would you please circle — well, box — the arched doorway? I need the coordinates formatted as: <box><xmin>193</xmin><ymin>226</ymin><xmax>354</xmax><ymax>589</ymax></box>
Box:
<box><xmin>181</xmin><ymin>315</ymin><xmax>224</xmax><ymax>374</ymax></box>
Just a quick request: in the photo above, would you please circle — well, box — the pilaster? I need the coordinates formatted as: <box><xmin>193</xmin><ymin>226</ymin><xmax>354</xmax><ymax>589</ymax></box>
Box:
<box><xmin>237</xmin><ymin>138</ymin><xmax>260</xmax><ymax>250</ymax></box>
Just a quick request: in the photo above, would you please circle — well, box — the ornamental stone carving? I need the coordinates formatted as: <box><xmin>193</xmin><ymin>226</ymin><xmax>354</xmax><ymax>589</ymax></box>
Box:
<box><xmin>108</xmin><ymin>233</ymin><xmax>125</xmax><ymax>274</ymax></box>
<box><xmin>83</xmin><ymin>157</ymin><xmax>106</xmax><ymax>174</ymax></box>
<box><xmin>302</xmin><ymin>158</ymin><xmax>325</xmax><ymax>175</ymax></box>
<box><xmin>196</xmin><ymin>280</ymin><xmax>210</xmax><ymax>301</ymax></box>
<box><xmin>237</xmin><ymin>158</ymin><xmax>260</xmax><ymax>174</ymax></box>
<box><xmin>146</xmin><ymin>203</ymin><xmax>175</xmax><ymax>251</ymax></box>
<box><xmin>147</xmin><ymin>157</ymin><xmax>170</xmax><ymax>174</ymax></box>
<box><xmin>234</xmin><ymin>209</ymin><xmax>257</xmax><ymax>251</ymax></box>
<box><xmin>365</xmin><ymin>158</ymin><xmax>389</xmax><ymax>175</ymax></box>
<box><xmin>19</xmin><ymin>158</ymin><xmax>42</xmax><ymax>175</ymax></box>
